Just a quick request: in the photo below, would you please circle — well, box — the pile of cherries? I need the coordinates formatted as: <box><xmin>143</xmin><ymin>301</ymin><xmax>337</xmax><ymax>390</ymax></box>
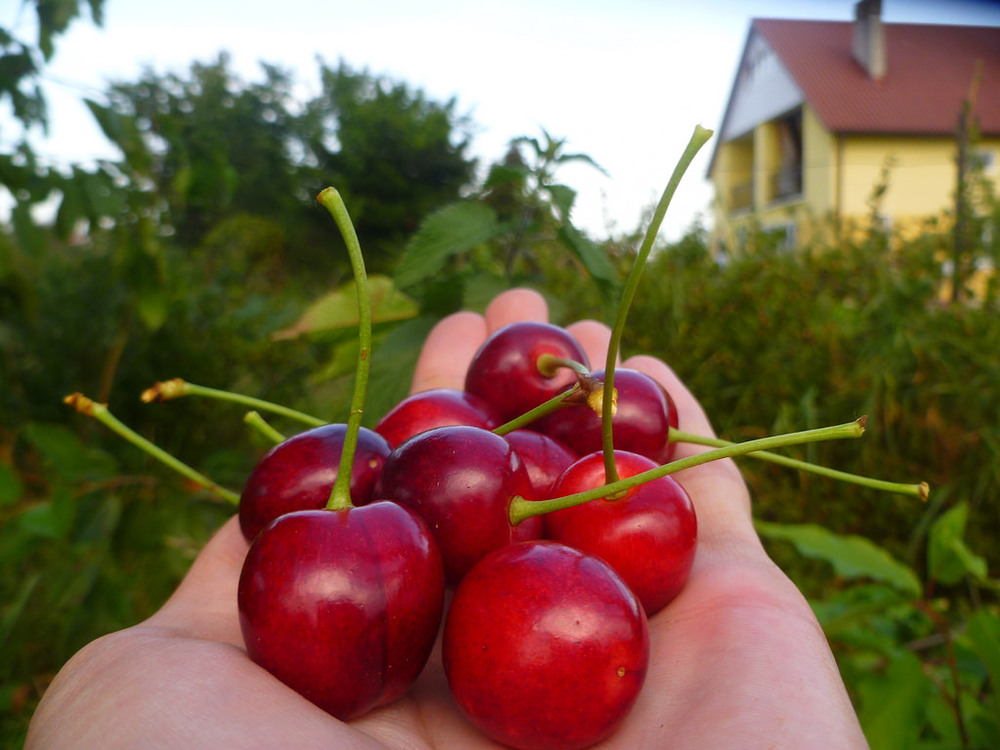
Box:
<box><xmin>237</xmin><ymin>318</ymin><xmax>697</xmax><ymax>750</ymax></box>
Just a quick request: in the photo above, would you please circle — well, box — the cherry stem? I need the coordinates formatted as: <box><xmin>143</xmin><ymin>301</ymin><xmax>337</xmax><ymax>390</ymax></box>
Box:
<box><xmin>141</xmin><ymin>378</ymin><xmax>326</xmax><ymax>428</ymax></box>
<box><xmin>244</xmin><ymin>410</ymin><xmax>287</xmax><ymax>444</ymax></box>
<box><xmin>669</xmin><ymin>427</ymin><xmax>929</xmax><ymax>500</ymax></box>
<box><xmin>317</xmin><ymin>187</ymin><xmax>371</xmax><ymax>512</ymax></box>
<box><xmin>492</xmin><ymin>384</ymin><xmax>581</xmax><ymax>436</ymax></box>
<box><xmin>493</xmin><ymin>371</ymin><xmax>610</xmax><ymax>436</ymax></box>
<box><xmin>63</xmin><ymin>393</ymin><xmax>240</xmax><ymax>504</ymax></box>
<box><xmin>601</xmin><ymin>125</ymin><xmax>714</xmax><ymax>484</ymax></box>
<box><xmin>508</xmin><ymin>416</ymin><xmax>866</xmax><ymax>525</ymax></box>
<box><xmin>536</xmin><ymin>353</ymin><xmax>590</xmax><ymax>379</ymax></box>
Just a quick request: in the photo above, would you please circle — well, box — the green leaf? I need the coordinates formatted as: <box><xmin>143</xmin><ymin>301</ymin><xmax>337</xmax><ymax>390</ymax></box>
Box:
<box><xmin>22</xmin><ymin>422</ymin><xmax>119</xmax><ymax>483</ymax></box>
<box><xmin>0</xmin><ymin>462</ymin><xmax>23</xmax><ymax>507</ymax></box>
<box><xmin>87</xmin><ymin>0</ymin><xmax>106</xmax><ymax>26</ymax></box>
<box><xmin>928</xmin><ymin>502</ymin><xmax>988</xmax><ymax>584</ymax></box>
<box><xmin>0</xmin><ymin>572</ymin><xmax>40</xmax><ymax>651</ymax></box>
<box><xmin>79</xmin><ymin>167</ymin><xmax>124</xmax><ymax>219</ymax></box>
<box><xmin>364</xmin><ymin>316</ymin><xmax>438</xmax><ymax>424</ymax></box>
<box><xmin>557</xmin><ymin>223</ymin><xmax>619</xmax><ymax>288</ymax></box>
<box><xmin>965</xmin><ymin>610</ymin><xmax>1000</xmax><ymax>717</ymax></box>
<box><xmin>855</xmin><ymin>649</ymin><xmax>930</xmax><ymax>750</ymax></box>
<box><xmin>755</xmin><ymin>520</ymin><xmax>922</xmax><ymax>596</ymax></box>
<box><xmin>483</xmin><ymin>163</ymin><xmax>527</xmax><ymax>190</ymax></box>
<box><xmin>272</xmin><ymin>275</ymin><xmax>418</xmax><ymax>340</ymax></box>
<box><xmin>54</xmin><ymin>172</ymin><xmax>84</xmax><ymax>239</ymax></box>
<box><xmin>136</xmin><ymin>288</ymin><xmax>169</xmax><ymax>331</ymax></box>
<box><xmin>394</xmin><ymin>202</ymin><xmax>500</xmax><ymax>290</ymax></box>
<box><xmin>17</xmin><ymin>486</ymin><xmax>75</xmax><ymax>540</ymax></box>
<box><xmin>11</xmin><ymin>201</ymin><xmax>47</xmax><ymax>256</ymax></box>
<box><xmin>546</xmin><ymin>183</ymin><xmax>577</xmax><ymax>222</ymax></box>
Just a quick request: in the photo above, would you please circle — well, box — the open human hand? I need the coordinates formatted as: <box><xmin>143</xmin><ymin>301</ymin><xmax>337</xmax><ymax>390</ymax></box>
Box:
<box><xmin>26</xmin><ymin>288</ymin><xmax>869</xmax><ymax>749</ymax></box>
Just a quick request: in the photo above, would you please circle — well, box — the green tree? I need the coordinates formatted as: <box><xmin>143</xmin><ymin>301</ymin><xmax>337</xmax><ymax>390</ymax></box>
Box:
<box><xmin>300</xmin><ymin>59</ymin><xmax>477</xmax><ymax>272</ymax></box>
<box><xmin>84</xmin><ymin>55</ymin><xmax>477</xmax><ymax>280</ymax></box>
<box><xmin>1</xmin><ymin>0</ymin><xmax>105</xmax><ymax>133</ymax></box>
<box><xmin>95</xmin><ymin>53</ymin><xmax>305</xmax><ymax>248</ymax></box>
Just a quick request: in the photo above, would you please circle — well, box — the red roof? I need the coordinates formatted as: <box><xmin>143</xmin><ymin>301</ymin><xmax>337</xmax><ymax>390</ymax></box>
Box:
<box><xmin>752</xmin><ymin>18</ymin><xmax>1000</xmax><ymax>136</ymax></box>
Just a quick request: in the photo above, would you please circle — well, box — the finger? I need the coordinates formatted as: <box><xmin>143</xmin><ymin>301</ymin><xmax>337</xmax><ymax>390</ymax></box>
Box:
<box><xmin>565</xmin><ymin>320</ymin><xmax>618</xmax><ymax>371</ymax></box>
<box><xmin>149</xmin><ymin>515</ymin><xmax>249</xmax><ymax>647</ymax></box>
<box><xmin>623</xmin><ymin>354</ymin><xmax>759</xmax><ymax>556</ymax></box>
<box><xmin>483</xmin><ymin>288</ymin><xmax>549</xmax><ymax>332</ymax></box>
<box><xmin>410</xmin><ymin>311</ymin><xmax>488</xmax><ymax>394</ymax></box>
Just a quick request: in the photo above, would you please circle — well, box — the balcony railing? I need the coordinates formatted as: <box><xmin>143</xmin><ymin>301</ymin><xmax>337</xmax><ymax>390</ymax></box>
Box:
<box><xmin>770</xmin><ymin>162</ymin><xmax>802</xmax><ymax>200</ymax></box>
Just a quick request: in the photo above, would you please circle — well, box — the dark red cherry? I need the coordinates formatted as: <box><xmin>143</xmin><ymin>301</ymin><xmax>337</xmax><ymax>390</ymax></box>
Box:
<box><xmin>238</xmin><ymin>502</ymin><xmax>445</xmax><ymax>720</ymax></box>
<box><xmin>464</xmin><ymin>321</ymin><xmax>589</xmax><ymax>423</ymax></box>
<box><xmin>376</xmin><ymin>425</ymin><xmax>541</xmax><ymax>585</ymax></box>
<box><xmin>238</xmin><ymin>423</ymin><xmax>391</xmax><ymax>541</ymax></box>
<box><xmin>545</xmin><ymin>449</ymin><xmax>697</xmax><ymax>615</ymax></box>
<box><xmin>443</xmin><ymin>540</ymin><xmax>649</xmax><ymax>750</ymax></box>
<box><xmin>534</xmin><ymin>368</ymin><xmax>677</xmax><ymax>465</ymax></box>
<box><xmin>503</xmin><ymin>428</ymin><xmax>578</xmax><ymax>498</ymax></box>
<box><xmin>374</xmin><ymin>387</ymin><xmax>501</xmax><ymax>448</ymax></box>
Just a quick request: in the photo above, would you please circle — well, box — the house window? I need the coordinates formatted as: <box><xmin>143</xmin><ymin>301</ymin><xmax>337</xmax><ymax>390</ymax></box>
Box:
<box><xmin>771</xmin><ymin>110</ymin><xmax>803</xmax><ymax>202</ymax></box>
<box><xmin>873</xmin><ymin>213</ymin><xmax>892</xmax><ymax>235</ymax></box>
<box><xmin>764</xmin><ymin>222</ymin><xmax>797</xmax><ymax>251</ymax></box>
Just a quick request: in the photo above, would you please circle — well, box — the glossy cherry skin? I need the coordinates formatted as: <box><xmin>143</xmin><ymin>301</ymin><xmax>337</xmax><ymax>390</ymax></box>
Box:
<box><xmin>443</xmin><ymin>540</ymin><xmax>649</xmax><ymax>750</ymax></box>
<box><xmin>374</xmin><ymin>387</ymin><xmax>501</xmax><ymax>449</ymax></box>
<box><xmin>534</xmin><ymin>368</ymin><xmax>678</xmax><ymax>465</ymax></box>
<box><xmin>503</xmin><ymin>428</ymin><xmax>578</xmax><ymax>498</ymax></box>
<box><xmin>238</xmin><ymin>423</ymin><xmax>391</xmax><ymax>542</ymax></box>
<box><xmin>375</xmin><ymin>425</ymin><xmax>541</xmax><ymax>585</ymax></box>
<box><xmin>238</xmin><ymin>502</ymin><xmax>445</xmax><ymax>720</ymax></box>
<box><xmin>464</xmin><ymin>320</ymin><xmax>590</xmax><ymax>423</ymax></box>
<box><xmin>545</xmin><ymin>450</ymin><xmax>697</xmax><ymax>616</ymax></box>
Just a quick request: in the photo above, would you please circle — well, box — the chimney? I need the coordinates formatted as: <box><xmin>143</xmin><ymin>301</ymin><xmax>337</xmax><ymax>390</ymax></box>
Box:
<box><xmin>853</xmin><ymin>0</ymin><xmax>886</xmax><ymax>80</ymax></box>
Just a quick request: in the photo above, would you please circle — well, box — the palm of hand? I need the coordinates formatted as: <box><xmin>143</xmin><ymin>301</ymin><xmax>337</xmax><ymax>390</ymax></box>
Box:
<box><xmin>26</xmin><ymin>290</ymin><xmax>868</xmax><ymax>749</ymax></box>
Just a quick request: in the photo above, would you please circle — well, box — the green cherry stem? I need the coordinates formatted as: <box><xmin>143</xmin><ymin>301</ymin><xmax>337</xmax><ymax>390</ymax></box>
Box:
<box><xmin>141</xmin><ymin>378</ymin><xmax>326</xmax><ymax>428</ymax></box>
<box><xmin>492</xmin><ymin>370</ymin><xmax>610</xmax><ymax>436</ymax></box>
<box><xmin>670</xmin><ymin>427</ymin><xmax>929</xmax><ymax>500</ymax></box>
<box><xmin>244</xmin><ymin>410</ymin><xmax>287</xmax><ymax>444</ymax></box>
<box><xmin>64</xmin><ymin>392</ymin><xmax>240</xmax><ymax>504</ymax></box>
<box><xmin>508</xmin><ymin>416</ymin><xmax>865</xmax><ymax>526</ymax></box>
<box><xmin>492</xmin><ymin>384</ymin><xmax>581</xmax><ymax>435</ymax></box>
<box><xmin>536</xmin><ymin>353</ymin><xmax>590</xmax><ymax>379</ymax></box>
<box><xmin>317</xmin><ymin>187</ymin><xmax>371</xmax><ymax>512</ymax></box>
<box><xmin>601</xmin><ymin>125</ymin><xmax>714</xmax><ymax>484</ymax></box>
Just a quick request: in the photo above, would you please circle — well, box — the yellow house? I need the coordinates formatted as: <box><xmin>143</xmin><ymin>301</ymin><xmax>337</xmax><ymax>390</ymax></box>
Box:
<box><xmin>706</xmin><ymin>0</ymin><xmax>1000</xmax><ymax>252</ymax></box>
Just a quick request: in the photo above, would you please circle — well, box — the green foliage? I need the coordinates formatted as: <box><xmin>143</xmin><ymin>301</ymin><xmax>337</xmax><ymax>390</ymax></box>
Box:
<box><xmin>602</xmin><ymin>215</ymin><xmax>998</xmax><ymax>749</ymax></box>
<box><xmin>755</xmin><ymin>520</ymin><xmax>922</xmax><ymax>597</ymax></box>
<box><xmin>1</xmin><ymin>0</ymin><xmax>105</xmax><ymax>131</ymax></box>
<box><xmin>392</xmin><ymin>128</ymin><xmax>621</xmax><ymax>317</ymax></box>
<box><xmin>394</xmin><ymin>201</ymin><xmax>499</xmax><ymax>289</ymax></box>
<box><xmin>758</xmin><ymin>509</ymin><xmax>999</xmax><ymax>748</ymax></box>
<box><xmin>305</xmin><ymin>60</ymin><xmax>477</xmax><ymax>271</ymax></box>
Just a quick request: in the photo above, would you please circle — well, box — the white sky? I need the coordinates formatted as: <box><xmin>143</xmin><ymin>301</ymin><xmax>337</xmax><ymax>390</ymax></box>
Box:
<box><xmin>6</xmin><ymin>0</ymin><xmax>1000</xmax><ymax>240</ymax></box>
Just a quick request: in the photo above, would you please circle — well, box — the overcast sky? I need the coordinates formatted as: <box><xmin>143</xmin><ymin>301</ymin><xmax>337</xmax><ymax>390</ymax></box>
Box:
<box><xmin>6</xmin><ymin>0</ymin><xmax>1000</xmax><ymax>240</ymax></box>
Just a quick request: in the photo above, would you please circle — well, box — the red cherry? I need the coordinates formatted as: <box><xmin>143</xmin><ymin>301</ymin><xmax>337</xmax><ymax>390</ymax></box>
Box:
<box><xmin>534</xmin><ymin>368</ymin><xmax>678</xmax><ymax>465</ymax></box>
<box><xmin>375</xmin><ymin>425</ymin><xmax>541</xmax><ymax>585</ymax></box>
<box><xmin>464</xmin><ymin>320</ymin><xmax>589</xmax><ymax>422</ymax></box>
<box><xmin>443</xmin><ymin>540</ymin><xmax>649</xmax><ymax>750</ymax></box>
<box><xmin>503</xmin><ymin>428</ymin><xmax>578</xmax><ymax>498</ymax></box>
<box><xmin>238</xmin><ymin>423</ymin><xmax>391</xmax><ymax>541</ymax></box>
<box><xmin>238</xmin><ymin>502</ymin><xmax>445</xmax><ymax>720</ymax></box>
<box><xmin>545</xmin><ymin>450</ymin><xmax>697</xmax><ymax>615</ymax></box>
<box><xmin>374</xmin><ymin>387</ymin><xmax>501</xmax><ymax>448</ymax></box>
